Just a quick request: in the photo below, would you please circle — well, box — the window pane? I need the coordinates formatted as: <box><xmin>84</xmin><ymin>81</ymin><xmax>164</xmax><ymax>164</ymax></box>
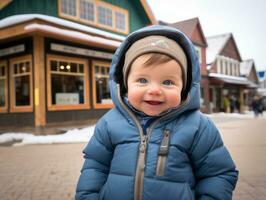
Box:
<box><xmin>115</xmin><ymin>11</ymin><xmax>126</xmax><ymax>30</ymax></box>
<box><xmin>25</xmin><ymin>62</ymin><xmax>30</xmax><ymax>72</ymax></box>
<box><xmin>101</xmin><ymin>67</ymin><xmax>105</xmax><ymax>74</ymax></box>
<box><xmin>95</xmin><ymin>65</ymin><xmax>111</xmax><ymax>104</ymax></box>
<box><xmin>79</xmin><ymin>64</ymin><xmax>84</xmax><ymax>73</ymax></box>
<box><xmin>19</xmin><ymin>63</ymin><xmax>24</xmax><ymax>73</ymax></box>
<box><xmin>14</xmin><ymin>64</ymin><xmax>18</xmax><ymax>74</ymax></box>
<box><xmin>61</xmin><ymin>0</ymin><xmax>76</xmax><ymax>16</ymax></box>
<box><xmin>51</xmin><ymin>74</ymin><xmax>84</xmax><ymax>105</ymax></box>
<box><xmin>0</xmin><ymin>66</ymin><xmax>5</xmax><ymax>77</ymax></box>
<box><xmin>51</xmin><ymin>60</ymin><xmax>58</xmax><ymax>71</ymax></box>
<box><xmin>95</xmin><ymin>65</ymin><xmax>99</xmax><ymax>73</ymax></box>
<box><xmin>0</xmin><ymin>80</ymin><xmax>5</xmax><ymax>107</ymax></box>
<box><xmin>15</xmin><ymin>75</ymin><xmax>30</xmax><ymax>106</ymax></box>
<box><xmin>98</xmin><ymin>6</ymin><xmax>113</xmax><ymax>27</ymax></box>
<box><xmin>70</xmin><ymin>63</ymin><xmax>78</xmax><ymax>73</ymax></box>
<box><xmin>59</xmin><ymin>62</ymin><xmax>68</xmax><ymax>72</ymax></box>
<box><xmin>80</xmin><ymin>0</ymin><xmax>94</xmax><ymax>22</ymax></box>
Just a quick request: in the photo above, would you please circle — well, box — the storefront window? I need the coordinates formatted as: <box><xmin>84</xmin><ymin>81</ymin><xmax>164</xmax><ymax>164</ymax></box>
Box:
<box><xmin>14</xmin><ymin>75</ymin><xmax>30</xmax><ymax>106</ymax></box>
<box><xmin>47</xmin><ymin>55</ymin><xmax>89</xmax><ymax>110</ymax></box>
<box><xmin>10</xmin><ymin>55</ymin><xmax>33</xmax><ymax>112</ymax></box>
<box><xmin>93</xmin><ymin>61</ymin><xmax>112</xmax><ymax>108</ymax></box>
<box><xmin>0</xmin><ymin>62</ymin><xmax>7</xmax><ymax>110</ymax></box>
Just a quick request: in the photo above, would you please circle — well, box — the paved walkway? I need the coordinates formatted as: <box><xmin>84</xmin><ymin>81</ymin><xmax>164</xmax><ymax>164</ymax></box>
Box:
<box><xmin>0</xmin><ymin>116</ymin><xmax>266</xmax><ymax>200</ymax></box>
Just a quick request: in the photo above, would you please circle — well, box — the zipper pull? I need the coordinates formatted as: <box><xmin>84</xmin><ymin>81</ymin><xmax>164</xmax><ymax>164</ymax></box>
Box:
<box><xmin>158</xmin><ymin>129</ymin><xmax>170</xmax><ymax>155</ymax></box>
<box><xmin>139</xmin><ymin>136</ymin><xmax>147</xmax><ymax>153</ymax></box>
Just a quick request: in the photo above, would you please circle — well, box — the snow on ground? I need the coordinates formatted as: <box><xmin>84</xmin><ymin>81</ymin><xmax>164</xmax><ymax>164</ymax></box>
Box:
<box><xmin>0</xmin><ymin>126</ymin><xmax>95</xmax><ymax>147</ymax></box>
<box><xmin>0</xmin><ymin>112</ymin><xmax>264</xmax><ymax>147</ymax></box>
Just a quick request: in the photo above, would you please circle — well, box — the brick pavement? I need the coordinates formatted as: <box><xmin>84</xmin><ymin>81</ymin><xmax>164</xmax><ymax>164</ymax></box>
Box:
<box><xmin>0</xmin><ymin>143</ymin><xmax>86</xmax><ymax>200</ymax></box>
<box><xmin>0</xmin><ymin>116</ymin><xmax>266</xmax><ymax>200</ymax></box>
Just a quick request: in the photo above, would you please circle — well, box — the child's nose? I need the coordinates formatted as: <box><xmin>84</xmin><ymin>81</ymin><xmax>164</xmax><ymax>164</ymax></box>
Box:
<box><xmin>148</xmin><ymin>84</ymin><xmax>162</xmax><ymax>95</ymax></box>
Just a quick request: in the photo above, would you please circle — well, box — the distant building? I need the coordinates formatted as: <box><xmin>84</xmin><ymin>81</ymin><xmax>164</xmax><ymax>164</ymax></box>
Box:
<box><xmin>206</xmin><ymin>33</ymin><xmax>251</xmax><ymax>113</ymax></box>
<box><xmin>0</xmin><ymin>0</ymin><xmax>157</xmax><ymax>127</ymax></box>
<box><xmin>160</xmin><ymin>18</ymin><xmax>210</xmax><ymax>113</ymax></box>
<box><xmin>240</xmin><ymin>59</ymin><xmax>259</xmax><ymax>108</ymax></box>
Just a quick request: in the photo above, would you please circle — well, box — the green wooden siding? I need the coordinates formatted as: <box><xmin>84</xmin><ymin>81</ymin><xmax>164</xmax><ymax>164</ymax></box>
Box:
<box><xmin>0</xmin><ymin>0</ymin><xmax>151</xmax><ymax>35</ymax></box>
<box><xmin>0</xmin><ymin>0</ymin><xmax>57</xmax><ymax>18</ymax></box>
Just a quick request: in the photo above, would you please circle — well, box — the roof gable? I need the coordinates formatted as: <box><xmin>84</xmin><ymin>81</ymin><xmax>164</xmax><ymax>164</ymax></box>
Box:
<box><xmin>241</xmin><ymin>59</ymin><xmax>259</xmax><ymax>83</ymax></box>
<box><xmin>207</xmin><ymin>33</ymin><xmax>241</xmax><ymax>64</ymax></box>
<box><xmin>220</xmin><ymin>36</ymin><xmax>242</xmax><ymax>61</ymax></box>
<box><xmin>166</xmin><ymin>18</ymin><xmax>207</xmax><ymax>47</ymax></box>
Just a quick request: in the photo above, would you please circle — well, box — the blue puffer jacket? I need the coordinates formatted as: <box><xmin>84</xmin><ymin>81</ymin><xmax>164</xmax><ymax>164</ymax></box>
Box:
<box><xmin>76</xmin><ymin>25</ymin><xmax>238</xmax><ymax>200</ymax></box>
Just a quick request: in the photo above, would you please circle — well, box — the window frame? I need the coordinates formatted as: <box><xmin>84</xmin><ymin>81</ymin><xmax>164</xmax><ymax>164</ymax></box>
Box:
<box><xmin>0</xmin><ymin>60</ymin><xmax>8</xmax><ymax>113</ymax></box>
<box><xmin>92</xmin><ymin>60</ymin><xmax>113</xmax><ymax>109</ymax></box>
<box><xmin>9</xmin><ymin>55</ymin><xmax>33</xmax><ymax>113</ymax></box>
<box><xmin>79</xmin><ymin>0</ymin><xmax>96</xmax><ymax>25</ymax></box>
<box><xmin>58</xmin><ymin>0</ymin><xmax>129</xmax><ymax>34</ymax></box>
<box><xmin>46</xmin><ymin>54</ymin><xmax>90</xmax><ymax>111</ymax></box>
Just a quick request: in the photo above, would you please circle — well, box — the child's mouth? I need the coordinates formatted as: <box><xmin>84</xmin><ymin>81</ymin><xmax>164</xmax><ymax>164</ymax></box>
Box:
<box><xmin>145</xmin><ymin>101</ymin><xmax>163</xmax><ymax>105</ymax></box>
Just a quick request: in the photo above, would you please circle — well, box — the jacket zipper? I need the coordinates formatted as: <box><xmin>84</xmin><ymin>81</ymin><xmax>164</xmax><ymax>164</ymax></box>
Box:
<box><xmin>116</xmin><ymin>85</ymin><xmax>146</xmax><ymax>200</ymax></box>
<box><xmin>116</xmin><ymin>85</ymin><xmax>191</xmax><ymax>200</ymax></box>
<box><xmin>156</xmin><ymin>129</ymin><xmax>170</xmax><ymax>176</ymax></box>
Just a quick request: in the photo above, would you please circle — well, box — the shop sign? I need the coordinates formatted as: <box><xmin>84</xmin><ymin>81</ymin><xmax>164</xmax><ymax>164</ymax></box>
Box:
<box><xmin>56</xmin><ymin>93</ymin><xmax>79</xmax><ymax>105</ymax></box>
<box><xmin>51</xmin><ymin>43</ymin><xmax>113</xmax><ymax>59</ymax></box>
<box><xmin>0</xmin><ymin>44</ymin><xmax>25</xmax><ymax>57</ymax></box>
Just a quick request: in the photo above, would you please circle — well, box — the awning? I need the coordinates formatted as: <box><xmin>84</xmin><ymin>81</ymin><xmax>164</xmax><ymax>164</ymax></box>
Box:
<box><xmin>208</xmin><ymin>73</ymin><xmax>253</xmax><ymax>86</ymax></box>
<box><xmin>247</xmin><ymin>81</ymin><xmax>258</xmax><ymax>88</ymax></box>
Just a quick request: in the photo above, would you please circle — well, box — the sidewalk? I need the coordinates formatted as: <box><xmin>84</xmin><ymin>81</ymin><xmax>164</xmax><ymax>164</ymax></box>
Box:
<box><xmin>0</xmin><ymin>116</ymin><xmax>266</xmax><ymax>199</ymax></box>
<box><xmin>215</xmin><ymin>117</ymin><xmax>266</xmax><ymax>200</ymax></box>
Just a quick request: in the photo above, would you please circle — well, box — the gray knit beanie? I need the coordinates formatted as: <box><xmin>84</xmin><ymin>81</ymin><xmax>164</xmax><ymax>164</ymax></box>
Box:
<box><xmin>123</xmin><ymin>35</ymin><xmax>187</xmax><ymax>89</ymax></box>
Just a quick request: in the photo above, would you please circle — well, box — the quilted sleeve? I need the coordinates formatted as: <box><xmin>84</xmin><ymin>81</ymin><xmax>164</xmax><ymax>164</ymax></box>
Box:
<box><xmin>75</xmin><ymin>118</ymin><xmax>113</xmax><ymax>200</ymax></box>
<box><xmin>190</xmin><ymin>116</ymin><xmax>238</xmax><ymax>200</ymax></box>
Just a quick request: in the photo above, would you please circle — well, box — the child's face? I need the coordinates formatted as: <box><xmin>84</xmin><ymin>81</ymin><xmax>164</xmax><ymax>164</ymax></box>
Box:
<box><xmin>127</xmin><ymin>54</ymin><xmax>183</xmax><ymax>116</ymax></box>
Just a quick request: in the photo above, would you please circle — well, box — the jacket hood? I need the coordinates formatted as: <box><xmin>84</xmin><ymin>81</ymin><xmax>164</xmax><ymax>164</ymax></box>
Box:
<box><xmin>109</xmin><ymin>25</ymin><xmax>201</xmax><ymax>120</ymax></box>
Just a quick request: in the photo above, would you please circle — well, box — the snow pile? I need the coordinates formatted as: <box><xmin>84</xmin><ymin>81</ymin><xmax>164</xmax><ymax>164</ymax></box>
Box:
<box><xmin>0</xmin><ymin>125</ymin><xmax>95</xmax><ymax>147</ymax></box>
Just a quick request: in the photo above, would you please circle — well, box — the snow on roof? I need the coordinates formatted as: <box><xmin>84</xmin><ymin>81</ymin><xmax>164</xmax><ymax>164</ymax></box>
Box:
<box><xmin>0</xmin><ymin>14</ymin><xmax>125</xmax><ymax>41</ymax></box>
<box><xmin>25</xmin><ymin>23</ymin><xmax>121</xmax><ymax>48</ymax></box>
<box><xmin>209</xmin><ymin>72</ymin><xmax>248</xmax><ymax>81</ymax></box>
<box><xmin>206</xmin><ymin>33</ymin><xmax>231</xmax><ymax>64</ymax></box>
<box><xmin>240</xmin><ymin>59</ymin><xmax>254</xmax><ymax>76</ymax></box>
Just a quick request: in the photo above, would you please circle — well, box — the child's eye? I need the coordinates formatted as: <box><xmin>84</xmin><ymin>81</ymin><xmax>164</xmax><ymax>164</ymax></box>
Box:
<box><xmin>162</xmin><ymin>80</ymin><xmax>174</xmax><ymax>85</ymax></box>
<box><xmin>138</xmin><ymin>78</ymin><xmax>148</xmax><ymax>84</ymax></box>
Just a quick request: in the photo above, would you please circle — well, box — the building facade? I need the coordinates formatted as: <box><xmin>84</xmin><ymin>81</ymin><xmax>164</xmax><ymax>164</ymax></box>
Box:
<box><xmin>206</xmin><ymin>33</ymin><xmax>252</xmax><ymax>113</ymax></box>
<box><xmin>160</xmin><ymin>18</ymin><xmax>210</xmax><ymax>113</ymax></box>
<box><xmin>0</xmin><ymin>0</ymin><xmax>157</xmax><ymax>127</ymax></box>
<box><xmin>240</xmin><ymin>59</ymin><xmax>259</xmax><ymax>108</ymax></box>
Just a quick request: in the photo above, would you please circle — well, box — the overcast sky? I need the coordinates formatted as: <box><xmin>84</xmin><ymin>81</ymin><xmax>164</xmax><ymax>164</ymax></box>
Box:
<box><xmin>147</xmin><ymin>0</ymin><xmax>266</xmax><ymax>71</ymax></box>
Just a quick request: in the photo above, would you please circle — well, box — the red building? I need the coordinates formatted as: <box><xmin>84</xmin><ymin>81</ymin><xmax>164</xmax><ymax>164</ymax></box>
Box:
<box><xmin>160</xmin><ymin>18</ymin><xmax>210</xmax><ymax>113</ymax></box>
